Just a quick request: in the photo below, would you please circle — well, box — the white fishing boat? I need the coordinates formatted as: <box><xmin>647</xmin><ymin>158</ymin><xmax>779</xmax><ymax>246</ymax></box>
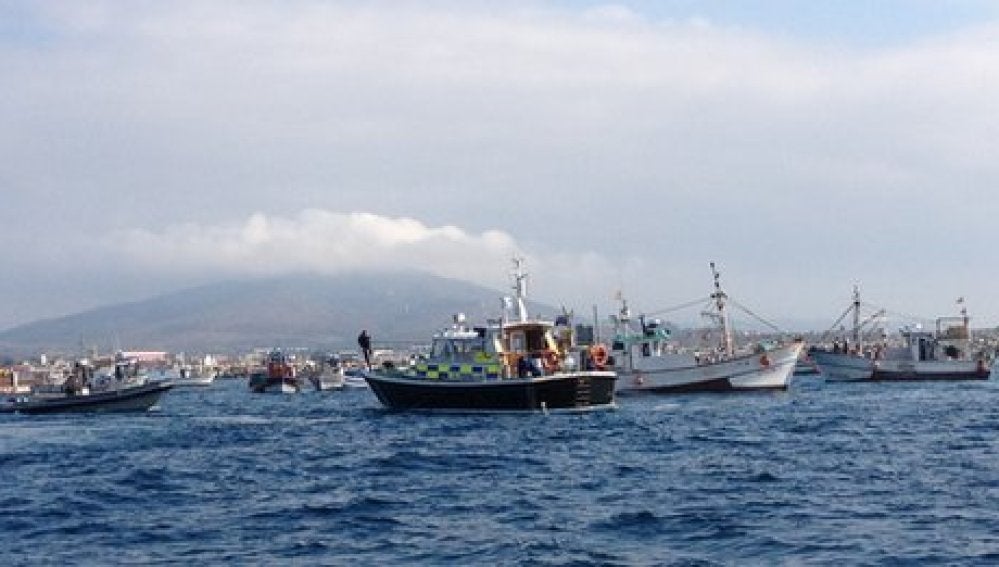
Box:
<box><xmin>175</xmin><ymin>366</ymin><xmax>215</xmax><ymax>387</ymax></box>
<box><xmin>612</xmin><ymin>263</ymin><xmax>803</xmax><ymax>394</ymax></box>
<box><xmin>793</xmin><ymin>355</ymin><xmax>821</xmax><ymax>376</ymax></box>
<box><xmin>809</xmin><ymin>348</ymin><xmax>874</xmax><ymax>382</ymax></box>
<box><xmin>150</xmin><ymin>365</ymin><xmax>215</xmax><ymax>387</ymax></box>
<box><xmin>307</xmin><ymin>357</ymin><xmax>346</xmax><ymax>391</ymax></box>
<box><xmin>342</xmin><ymin>368</ymin><xmax>370</xmax><ymax>389</ymax></box>
<box><xmin>811</xmin><ymin>289</ymin><xmax>991</xmax><ymax>382</ymax></box>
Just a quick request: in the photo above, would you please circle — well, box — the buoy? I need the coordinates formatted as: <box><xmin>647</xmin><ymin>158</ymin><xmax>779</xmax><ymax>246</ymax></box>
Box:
<box><xmin>589</xmin><ymin>344</ymin><xmax>610</xmax><ymax>369</ymax></box>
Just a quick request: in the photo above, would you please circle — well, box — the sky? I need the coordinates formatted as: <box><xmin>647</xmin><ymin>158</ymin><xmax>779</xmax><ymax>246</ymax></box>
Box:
<box><xmin>3</xmin><ymin>0</ymin><xmax>999</xmax><ymax>333</ymax></box>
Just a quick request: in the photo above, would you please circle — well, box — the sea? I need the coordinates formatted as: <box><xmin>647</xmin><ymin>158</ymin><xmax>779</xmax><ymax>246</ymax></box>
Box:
<box><xmin>3</xmin><ymin>376</ymin><xmax>998</xmax><ymax>566</ymax></box>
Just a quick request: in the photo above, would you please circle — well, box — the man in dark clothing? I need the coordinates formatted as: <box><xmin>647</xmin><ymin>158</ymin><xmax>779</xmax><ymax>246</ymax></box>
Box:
<box><xmin>358</xmin><ymin>330</ymin><xmax>373</xmax><ymax>370</ymax></box>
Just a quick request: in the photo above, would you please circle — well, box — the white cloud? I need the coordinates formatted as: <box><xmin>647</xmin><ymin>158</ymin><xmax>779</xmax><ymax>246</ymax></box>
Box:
<box><xmin>108</xmin><ymin>210</ymin><xmax>521</xmax><ymax>283</ymax></box>
<box><xmin>4</xmin><ymin>2</ymin><xmax>999</xmax><ymax>328</ymax></box>
<box><xmin>104</xmin><ymin>209</ymin><xmax>681</xmax><ymax>318</ymax></box>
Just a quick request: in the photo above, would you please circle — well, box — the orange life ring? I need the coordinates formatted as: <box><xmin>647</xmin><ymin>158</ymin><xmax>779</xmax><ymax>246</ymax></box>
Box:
<box><xmin>543</xmin><ymin>350</ymin><xmax>560</xmax><ymax>373</ymax></box>
<box><xmin>759</xmin><ymin>354</ymin><xmax>771</xmax><ymax>367</ymax></box>
<box><xmin>589</xmin><ymin>344</ymin><xmax>609</xmax><ymax>369</ymax></box>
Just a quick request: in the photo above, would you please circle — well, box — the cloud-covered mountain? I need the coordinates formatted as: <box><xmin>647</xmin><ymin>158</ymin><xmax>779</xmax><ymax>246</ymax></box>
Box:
<box><xmin>0</xmin><ymin>271</ymin><xmax>549</xmax><ymax>358</ymax></box>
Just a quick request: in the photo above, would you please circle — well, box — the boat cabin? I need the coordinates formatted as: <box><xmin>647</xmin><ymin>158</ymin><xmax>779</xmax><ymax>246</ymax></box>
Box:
<box><xmin>427</xmin><ymin>327</ymin><xmax>495</xmax><ymax>362</ymax></box>
<box><xmin>612</xmin><ymin>318</ymin><xmax>671</xmax><ymax>359</ymax></box>
<box><xmin>410</xmin><ymin>323</ymin><xmax>504</xmax><ymax>381</ymax></box>
<box><xmin>408</xmin><ymin>316</ymin><xmax>567</xmax><ymax>381</ymax></box>
<box><xmin>266</xmin><ymin>350</ymin><xmax>295</xmax><ymax>379</ymax></box>
<box><xmin>898</xmin><ymin>316</ymin><xmax>972</xmax><ymax>362</ymax></box>
<box><xmin>501</xmin><ymin>321</ymin><xmax>562</xmax><ymax>377</ymax></box>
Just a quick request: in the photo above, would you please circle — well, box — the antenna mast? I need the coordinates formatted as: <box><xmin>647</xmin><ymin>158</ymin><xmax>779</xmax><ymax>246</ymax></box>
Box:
<box><xmin>511</xmin><ymin>257</ymin><xmax>529</xmax><ymax>323</ymax></box>
<box><xmin>710</xmin><ymin>262</ymin><xmax>734</xmax><ymax>356</ymax></box>
<box><xmin>852</xmin><ymin>285</ymin><xmax>861</xmax><ymax>350</ymax></box>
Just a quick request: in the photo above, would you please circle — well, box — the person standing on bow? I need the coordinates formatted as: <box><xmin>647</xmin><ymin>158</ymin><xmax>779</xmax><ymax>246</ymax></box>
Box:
<box><xmin>357</xmin><ymin>329</ymin><xmax>373</xmax><ymax>370</ymax></box>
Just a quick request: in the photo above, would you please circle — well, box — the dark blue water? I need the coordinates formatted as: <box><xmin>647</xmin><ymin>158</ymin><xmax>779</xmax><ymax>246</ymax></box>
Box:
<box><xmin>3</xmin><ymin>377</ymin><xmax>999</xmax><ymax>565</ymax></box>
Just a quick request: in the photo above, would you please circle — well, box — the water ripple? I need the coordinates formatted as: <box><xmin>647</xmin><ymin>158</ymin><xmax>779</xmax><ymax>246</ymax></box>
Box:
<box><xmin>3</xmin><ymin>379</ymin><xmax>999</xmax><ymax>563</ymax></box>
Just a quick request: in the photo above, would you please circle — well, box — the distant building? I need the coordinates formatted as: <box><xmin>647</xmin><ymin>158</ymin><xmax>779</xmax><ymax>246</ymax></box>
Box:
<box><xmin>120</xmin><ymin>351</ymin><xmax>169</xmax><ymax>363</ymax></box>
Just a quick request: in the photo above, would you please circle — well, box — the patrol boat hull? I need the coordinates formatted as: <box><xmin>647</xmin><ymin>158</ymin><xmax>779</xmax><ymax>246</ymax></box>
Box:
<box><xmin>364</xmin><ymin>371</ymin><xmax>617</xmax><ymax>412</ymax></box>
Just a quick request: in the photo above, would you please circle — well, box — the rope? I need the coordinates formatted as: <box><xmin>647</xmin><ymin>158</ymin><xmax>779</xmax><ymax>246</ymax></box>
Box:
<box><xmin>727</xmin><ymin>298</ymin><xmax>785</xmax><ymax>333</ymax></box>
<box><xmin>821</xmin><ymin>303</ymin><xmax>857</xmax><ymax>339</ymax></box>
<box><xmin>859</xmin><ymin>301</ymin><xmax>933</xmax><ymax>325</ymax></box>
<box><xmin>643</xmin><ymin>296</ymin><xmax>713</xmax><ymax>317</ymax></box>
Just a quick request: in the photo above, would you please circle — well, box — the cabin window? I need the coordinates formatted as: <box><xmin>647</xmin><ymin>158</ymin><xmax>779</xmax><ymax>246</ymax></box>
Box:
<box><xmin>525</xmin><ymin>330</ymin><xmax>547</xmax><ymax>351</ymax></box>
<box><xmin>431</xmin><ymin>340</ymin><xmax>447</xmax><ymax>358</ymax></box>
<box><xmin>509</xmin><ymin>332</ymin><xmax>526</xmax><ymax>352</ymax></box>
<box><xmin>456</xmin><ymin>338</ymin><xmax>486</xmax><ymax>354</ymax></box>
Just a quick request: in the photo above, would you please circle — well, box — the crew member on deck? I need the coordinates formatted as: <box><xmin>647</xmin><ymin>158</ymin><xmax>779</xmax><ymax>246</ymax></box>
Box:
<box><xmin>358</xmin><ymin>330</ymin><xmax>373</xmax><ymax>370</ymax></box>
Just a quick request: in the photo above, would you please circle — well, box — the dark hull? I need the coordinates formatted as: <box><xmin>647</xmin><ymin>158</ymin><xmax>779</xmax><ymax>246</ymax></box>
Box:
<box><xmin>1</xmin><ymin>382</ymin><xmax>173</xmax><ymax>415</ymax></box>
<box><xmin>365</xmin><ymin>372</ymin><xmax>616</xmax><ymax>412</ymax></box>
<box><xmin>248</xmin><ymin>376</ymin><xmax>302</xmax><ymax>393</ymax></box>
<box><xmin>616</xmin><ymin>376</ymin><xmax>787</xmax><ymax>395</ymax></box>
<box><xmin>870</xmin><ymin>368</ymin><xmax>991</xmax><ymax>382</ymax></box>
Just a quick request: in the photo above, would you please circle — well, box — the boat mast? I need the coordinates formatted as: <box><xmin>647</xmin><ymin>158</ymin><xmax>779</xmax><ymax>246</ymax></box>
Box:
<box><xmin>511</xmin><ymin>257</ymin><xmax>529</xmax><ymax>323</ymax></box>
<box><xmin>852</xmin><ymin>285</ymin><xmax>861</xmax><ymax>351</ymax></box>
<box><xmin>959</xmin><ymin>297</ymin><xmax>970</xmax><ymax>339</ymax></box>
<box><xmin>710</xmin><ymin>262</ymin><xmax>734</xmax><ymax>357</ymax></box>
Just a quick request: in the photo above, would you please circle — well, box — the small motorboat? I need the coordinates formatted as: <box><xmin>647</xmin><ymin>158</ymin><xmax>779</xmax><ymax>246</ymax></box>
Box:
<box><xmin>149</xmin><ymin>365</ymin><xmax>215</xmax><ymax>387</ymax></box>
<box><xmin>248</xmin><ymin>350</ymin><xmax>302</xmax><ymax>393</ymax></box>
<box><xmin>1</xmin><ymin>361</ymin><xmax>172</xmax><ymax>415</ymax></box>
<box><xmin>342</xmin><ymin>367</ymin><xmax>370</xmax><ymax>389</ymax></box>
<box><xmin>307</xmin><ymin>357</ymin><xmax>346</xmax><ymax>391</ymax></box>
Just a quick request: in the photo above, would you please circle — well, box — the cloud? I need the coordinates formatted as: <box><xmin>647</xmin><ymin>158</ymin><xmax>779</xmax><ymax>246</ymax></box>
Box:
<box><xmin>104</xmin><ymin>209</ymin><xmax>677</xmax><ymax>318</ymax></box>
<box><xmin>4</xmin><ymin>2</ymin><xmax>999</xmax><ymax>328</ymax></box>
<box><xmin>107</xmin><ymin>209</ymin><xmax>521</xmax><ymax>283</ymax></box>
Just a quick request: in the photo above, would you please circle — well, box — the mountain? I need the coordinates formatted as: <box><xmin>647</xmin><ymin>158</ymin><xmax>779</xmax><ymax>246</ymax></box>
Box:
<box><xmin>0</xmin><ymin>271</ymin><xmax>549</xmax><ymax>357</ymax></box>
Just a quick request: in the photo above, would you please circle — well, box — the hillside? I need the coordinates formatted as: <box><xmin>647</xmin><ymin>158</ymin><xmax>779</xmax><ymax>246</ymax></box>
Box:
<box><xmin>0</xmin><ymin>271</ymin><xmax>547</xmax><ymax>357</ymax></box>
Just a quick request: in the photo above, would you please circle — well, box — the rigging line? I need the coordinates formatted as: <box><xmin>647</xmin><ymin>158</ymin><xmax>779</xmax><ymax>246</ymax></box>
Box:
<box><xmin>856</xmin><ymin>309</ymin><xmax>887</xmax><ymax>334</ymax></box>
<box><xmin>880</xmin><ymin>310</ymin><xmax>935</xmax><ymax>325</ymax></box>
<box><xmin>727</xmin><ymin>298</ymin><xmax>785</xmax><ymax>333</ymax></box>
<box><xmin>858</xmin><ymin>301</ymin><xmax>934</xmax><ymax>324</ymax></box>
<box><xmin>821</xmin><ymin>303</ymin><xmax>857</xmax><ymax>339</ymax></box>
<box><xmin>822</xmin><ymin>303</ymin><xmax>886</xmax><ymax>339</ymax></box>
<box><xmin>643</xmin><ymin>296</ymin><xmax>713</xmax><ymax>317</ymax></box>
